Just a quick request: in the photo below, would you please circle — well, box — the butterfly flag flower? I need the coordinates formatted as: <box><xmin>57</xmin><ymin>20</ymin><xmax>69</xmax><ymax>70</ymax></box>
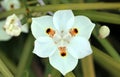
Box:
<box><xmin>31</xmin><ymin>10</ymin><xmax>95</xmax><ymax>75</ymax></box>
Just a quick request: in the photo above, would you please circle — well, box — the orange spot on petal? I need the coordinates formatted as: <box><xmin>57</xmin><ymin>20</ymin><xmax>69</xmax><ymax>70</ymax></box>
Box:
<box><xmin>58</xmin><ymin>47</ymin><xmax>67</xmax><ymax>57</ymax></box>
<box><xmin>69</xmin><ymin>28</ymin><xmax>78</xmax><ymax>36</ymax></box>
<box><xmin>46</xmin><ymin>28</ymin><xmax>55</xmax><ymax>37</ymax></box>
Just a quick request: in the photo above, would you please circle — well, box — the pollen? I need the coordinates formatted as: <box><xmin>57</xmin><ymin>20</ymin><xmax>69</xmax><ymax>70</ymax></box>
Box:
<box><xmin>46</xmin><ymin>28</ymin><xmax>55</xmax><ymax>37</ymax></box>
<box><xmin>69</xmin><ymin>28</ymin><xmax>78</xmax><ymax>36</ymax></box>
<box><xmin>58</xmin><ymin>47</ymin><xmax>67</xmax><ymax>57</ymax></box>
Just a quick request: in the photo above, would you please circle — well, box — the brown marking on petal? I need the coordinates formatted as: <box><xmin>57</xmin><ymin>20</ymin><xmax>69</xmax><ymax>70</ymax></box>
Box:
<box><xmin>58</xmin><ymin>47</ymin><xmax>67</xmax><ymax>57</ymax></box>
<box><xmin>10</xmin><ymin>4</ymin><xmax>14</xmax><ymax>9</ymax></box>
<box><xmin>46</xmin><ymin>28</ymin><xmax>55</xmax><ymax>38</ymax></box>
<box><xmin>69</xmin><ymin>28</ymin><xmax>78</xmax><ymax>36</ymax></box>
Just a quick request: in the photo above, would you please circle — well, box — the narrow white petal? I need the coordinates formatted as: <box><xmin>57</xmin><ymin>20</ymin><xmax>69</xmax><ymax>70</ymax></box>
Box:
<box><xmin>31</xmin><ymin>16</ymin><xmax>55</xmax><ymax>39</ymax></box>
<box><xmin>53</xmin><ymin>10</ymin><xmax>74</xmax><ymax>32</ymax></box>
<box><xmin>0</xmin><ymin>21</ymin><xmax>12</xmax><ymax>41</ymax></box>
<box><xmin>67</xmin><ymin>36</ymin><xmax>92</xmax><ymax>59</ymax></box>
<box><xmin>21</xmin><ymin>23</ymin><xmax>29</xmax><ymax>33</ymax></box>
<box><xmin>49</xmin><ymin>50</ymin><xmax>78</xmax><ymax>75</ymax></box>
<box><xmin>73</xmin><ymin>16</ymin><xmax>95</xmax><ymax>39</ymax></box>
<box><xmin>33</xmin><ymin>36</ymin><xmax>57</xmax><ymax>58</ymax></box>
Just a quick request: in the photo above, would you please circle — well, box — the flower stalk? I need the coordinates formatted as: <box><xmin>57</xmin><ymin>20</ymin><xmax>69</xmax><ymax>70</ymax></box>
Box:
<box><xmin>0</xmin><ymin>3</ymin><xmax>120</xmax><ymax>19</ymax></box>
<box><xmin>65</xmin><ymin>72</ymin><xmax>75</xmax><ymax>77</ymax></box>
<box><xmin>81</xmin><ymin>55</ymin><xmax>95</xmax><ymax>77</ymax></box>
<box><xmin>15</xmin><ymin>34</ymin><xmax>34</xmax><ymax>77</ymax></box>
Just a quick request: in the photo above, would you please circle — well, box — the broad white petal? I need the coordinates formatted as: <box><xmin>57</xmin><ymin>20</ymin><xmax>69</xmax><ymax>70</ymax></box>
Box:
<box><xmin>49</xmin><ymin>50</ymin><xmax>78</xmax><ymax>75</ymax></box>
<box><xmin>73</xmin><ymin>16</ymin><xmax>95</xmax><ymax>39</ymax></box>
<box><xmin>0</xmin><ymin>20</ymin><xmax>12</xmax><ymax>41</ymax></box>
<box><xmin>33</xmin><ymin>36</ymin><xmax>57</xmax><ymax>58</ymax></box>
<box><xmin>31</xmin><ymin>16</ymin><xmax>55</xmax><ymax>39</ymax></box>
<box><xmin>67</xmin><ymin>36</ymin><xmax>92</xmax><ymax>59</ymax></box>
<box><xmin>53</xmin><ymin>10</ymin><xmax>74</xmax><ymax>32</ymax></box>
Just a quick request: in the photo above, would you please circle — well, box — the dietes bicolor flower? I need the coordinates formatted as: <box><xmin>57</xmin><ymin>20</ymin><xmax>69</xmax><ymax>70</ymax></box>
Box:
<box><xmin>31</xmin><ymin>10</ymin><xmax>95</xmax><ymax>75</ymax></box>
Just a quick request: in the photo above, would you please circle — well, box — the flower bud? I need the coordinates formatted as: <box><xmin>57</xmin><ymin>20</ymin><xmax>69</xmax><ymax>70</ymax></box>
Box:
<box><xmin>99</xmin><ymin>25</ymin><xmax>110</xmax><ymax>38</ymax></box>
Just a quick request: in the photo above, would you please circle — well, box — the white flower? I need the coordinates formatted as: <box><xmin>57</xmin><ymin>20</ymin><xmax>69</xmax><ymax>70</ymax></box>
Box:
<box><xmin>0</xmin><ymin>15</ymin><xmax>28</xmax><ymax>41</ymax></box>
<box><xmin>31</xmin><ymin>10</ymin><xmax>95</xmax><ymax>75</ymax></box>
<box><xmin>1</xmin><ymin>0</ymin><xmax>20</xmax><ymax>11</ymax></box>
<box><xmin>3</xmin><ymin>14</ymin><xmax>28</xmax><ymax>37</ymax></box>
<box><xmin>3</xmin><ymin>14</ymin><xmax>22</xmax><ymax>36</ymax></box>
<box><xmin>99</xmin><ymin>25</ymin><xmax>110</xmax><ymax>38</ymax></box>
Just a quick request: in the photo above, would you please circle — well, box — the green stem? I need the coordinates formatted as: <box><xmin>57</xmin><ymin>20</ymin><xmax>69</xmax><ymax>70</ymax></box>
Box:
<box><xmin>0</xmin><ymin>3</ymin><xmax>120</xmax><ymax>18</ymax></box>
<box><xmin>27</xmin><ymin>1</ymin><xmax>38</xmax><ymax>5</ymax></box>
<box><xmin>15</xmin><ymin>34</ymin><xmax>34</xmax><ymax>77</ymax></box>
<box><xmin>92</xmin><ymin>46</ymin><xmax>120</xmax><ymax>76</ymax></box>
<box><xmin>0</xmin><ymin>51</ymin><xmax>16</xmax><ymax>74</ymax></box>
<box><xmin>65</xmin><ymin>72</ymin><xmax>75</xmax><ymax>77</ymax></box>
<box><xmin>81</xmin><ymin>55</ymin><xmax>95</xmax><ymax>77</ymax></box>
<box><xmin>74</xmin><ymin>10</ymin><xmax>120</xmax><ymax>25</ymax></box>
<box><xmin>0</xmin><ymin>58</ymin><xmax>14</xmax><ymax>77</ymax></box>
<box><xmin>93</xmin><ymin>25</ymin><xmax>120</xmax><ymax>62</ymax></box>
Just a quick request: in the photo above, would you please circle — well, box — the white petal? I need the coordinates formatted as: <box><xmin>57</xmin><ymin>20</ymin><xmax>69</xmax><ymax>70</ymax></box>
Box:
<box><xmin>0</xmin><ymin>20</ymin><xmax>12</xmax><ymax>41</ymax></box>
<box><xmin>53</xmin><ymin>10</ymin><xmax>74</xmax><ymax>32</ymax></box>
<box><xmin>49</xmin><ymin>50</ymin><xmax>78</xmax><ymax>75</ymax></box>
<box><xmin>73</xmin><ymin>16</ymin><xmax>95</xmax><ymax>39</ymax></box>
<box><xmin>21</xmin><ymin>23</ymin><xmax>29</xmax><ymax>33</ymax></box>
<box><xmin>67</xmin><ymin>36</ymin><xmax>92</xmax><ymax>59</ymax></box>
<box><xmin>31</xmin><ymin>16</ymin><xmax>55</xmax><ymax>39</ymax></box>
<box><xmin>33</xmin><ymin>36</ymin><xmax>57</xmax><ymax>58</ymax></box>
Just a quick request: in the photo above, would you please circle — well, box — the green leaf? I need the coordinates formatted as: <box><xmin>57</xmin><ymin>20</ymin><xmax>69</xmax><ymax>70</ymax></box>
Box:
<box><xmin>15</xmin><ymin>34</ymin><xmax>34</xmax><ymax>77</ymax></box>
<box><xmin>92</xmin><ymin>46</ymin><xmax>120</xmax><ymax>76</ymax></box>
<box><xmin>74</xmin><ymin>11</ymin><xmax>120</xmax><ymax>24</ymax></box>
<box><xmin>0</xmin><ymin>58</ymin><xmax>14</xmax><ymax>77</ymax></box>
<box><xmin>81</xmin><ymin>55</ymin><xmax>95</xmax><ymax>77</ymax></box>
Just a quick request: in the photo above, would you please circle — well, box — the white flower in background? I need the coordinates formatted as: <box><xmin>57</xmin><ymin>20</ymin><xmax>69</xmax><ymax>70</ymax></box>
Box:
<box><xmin>0</xmin><ymin>14</ymin><xmax>28</xmax><ymax>41</ymax></box>
<box><xmin>3</xmin><ymin>14</ymin><xmax>22</xmax><ymax>36</ymax></box>
<box><xmin>2</xmin><ymin>14</ymin><xmax>28</xmax><ymax>37</ymax></box>
<box><xmin>31</xmin><ymin>10</ymin><xmax>95</xmax><ymax>75</ymax></box>
<box><xmin>1</xmin><ymin>0</ymin><xmax>20</xmax><ymax>11</ymax></box>
<box><xmin>0</xmin><ymin>20</ymin><xmax>12</xmax><ymax>41</ymax></box>
<box><xmin>99</xmin><ymin>25</ymin><xmax>110</xmax><ymax>38</ymax></box>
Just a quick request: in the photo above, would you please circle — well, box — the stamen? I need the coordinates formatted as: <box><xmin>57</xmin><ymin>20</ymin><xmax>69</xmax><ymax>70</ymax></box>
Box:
<box><xmin>46</xmin><ymin>28</ymin><xmax>55</xmax><ymax>37</ymax></box>
<box><xmin>69</xmin><ymin>28</ymin><xmax>78</xmax><ymax>36</ymax></box>
<box><xmin>58</xmin><ymin>47</ymin><xmax>67</xmax><ymax>57</ymax></box>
